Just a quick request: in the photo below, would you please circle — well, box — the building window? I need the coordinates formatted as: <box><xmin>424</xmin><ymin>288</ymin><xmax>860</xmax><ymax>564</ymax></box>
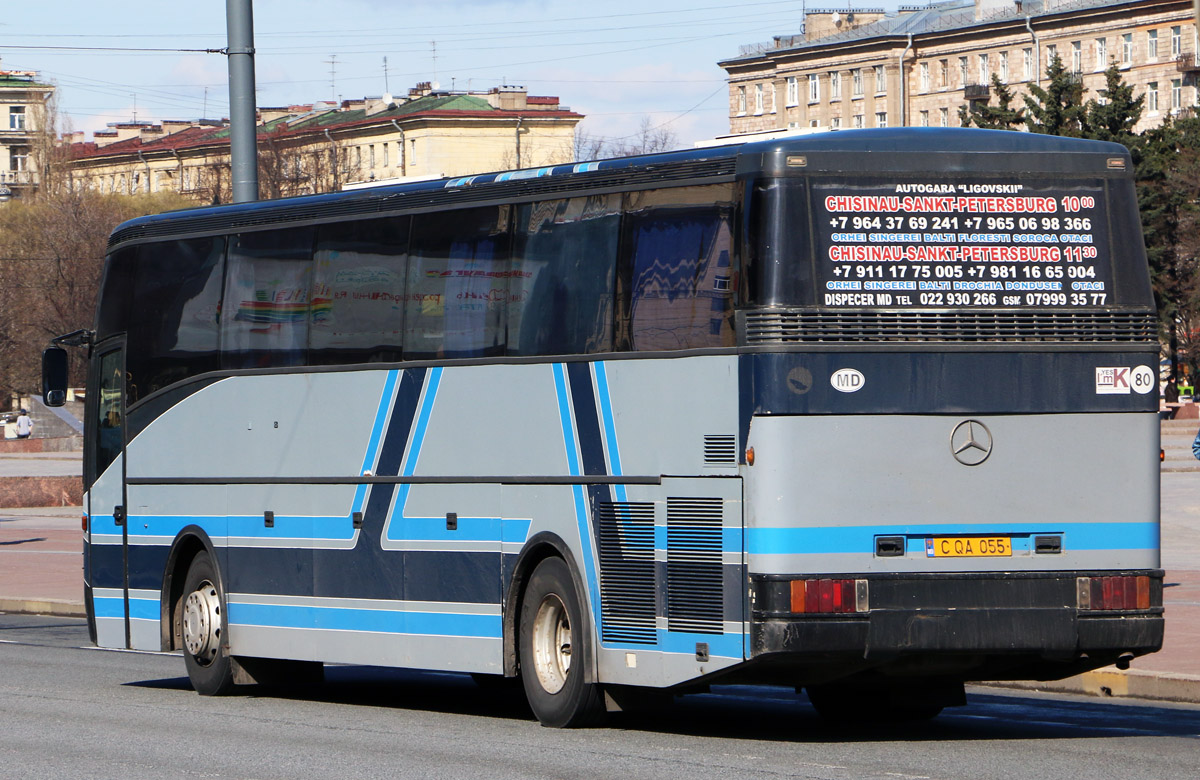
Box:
<box><xmin>920</xmin><ymin>109</ymin><xmax>930</xmax><ymax>127</ymax></box>
<box><xmin>830</xmin><ymin>71</ymin><xmax>841</xmax><ymax>100</ymax></box>
<box><xmin>768</xmin><ymin>83</ymin><xmax>776</xmax><ymax>114</ymax></box>
<box><xmin>999</xmin><ymin>51</ymin><xmax>1009</xmax><ymax>83</ymax></box>
<box><xmin>8</xmin><ymin>106</ymin><xmax>26</xmax><ymax>130</ymax></box>
<box><xmin>786</xmin><ymin>76</ymin><xmax>799</xmax><ymax>107</ymax></box>
<box><xmin>754</xmin><ymin>83</ymin><xmax>764</xmax><ymax>115</ymax></box>
<box><xmin>9</xmin><ymin>146</ymin><xmax>28</xmax><ymax>172</ymax></box>
<box><xmin>1122</xmin><ymin>33</ymin><xmax>1133</xmax><ymax>66</ymax></box>
<box><xmin>978</xmin><ymin>52</ymin><xmax>989</xmax><ymax>84</ymax></box>
<box><xmin>939</xmin><ymin>107</ymin><xmax>949</xmax><ymax>127</ymax></box>
<box><xmin>874</xmin><ymin>64</ymin><xmax>886</xmax><ymax>94</ymax></box>
<box><xmin>1172</xmin><ymin>78</ymin><xmax>1182</xmax><ymax>110</ymax></box>
<box><xmin>383</xmin><ymin>142</ymin><xmax>389</xmax><ymax>168</ymax></box>
<box><xmin>1047</xmin><ymin>44</ymin><xmax>1057</xmax><ymax>66</ymax></box>
<box><xmin>875</xmin><ymin>111</ymin><xmax>887</xmax><ymax>128</ymax></box>
<box><xmin>852</xmin><ymin>68</ymin><xmax>863</xmax><ymax>97</ymax></box>
<box><xmin>831</xmin><ymin>116</ymin><xmax>841</xmax><ymax>130</ymax></box>
<box><xmin>1148</xmin><ymin>81</ymin><xmax>1159</xmax><ymax>113</ymax></box>
<box><xmin>1023</xmin><ymin>48</ymin><xmax>1033</xmax><ymax>81</ymax></box>
<box><xmin>920</xmin><ymin>61</ymin><xmax>930</xmax><ymax>92</ymax></box>
<box><xmin>853</xmin><ymin>113</ymin><xmax>864</xmax><ymax>129</ymax></box>
<box><xmin>369</xmin><ymin>144</ymin><xmax>376</xmax><ymax>169</ymax></box>
<box><xmin>736</xmin><ymin>86</ymin><xmax>746</xmax><ymax>115</ymax></box>
<box><xmin>1093</xmin><ymin>39</ymin><xmax>1105</xmax><ymax>72</ymax></box>
<box><xmin>1148</xmin><ymin>29</ymin><xmax>1159</xmax><ymax>61</ymax></box>
<box><xmin>1074</xmin><ymin>41</ymin><xmax>1084</xmax><ymax>73</ymax></box>
<box><xmin>808</xmin><ymin>74</ymin><xmax>819</xmax><ymax>103</ymax></box>
<box><xmin>810</xmin><ymin>119</ymin><xmax>820</xmax><ymax>128</ymax></box>
<box><xmin>939</xmin><ymin>59</ymin><xmax>948</xmax><ymax>89</ymax></box>
<box><xmin>959</xmin><ymin>56</ymin><xmax>968</xmax><ymax>86</ymax></box>
<box><xmin>1173</xmin><ymin>26</ymin><xmax>1183</xmax><ymax>58</ymax></box>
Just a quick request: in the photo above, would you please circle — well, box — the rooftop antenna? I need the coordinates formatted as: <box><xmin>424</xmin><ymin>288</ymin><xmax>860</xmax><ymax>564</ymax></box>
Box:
<box><xmin>431</xmin><ymin>41</ymin><xmax>439</xmax><ymax>89</ymax></box>
<box><xmin>383</xmin><ymin>56</ymin><xmax>389</xmax><ymax>94</ymax></box>
<box><xmin>203</xmin><ymin>86</ymin><xmax>209</xmax><ymax>119</ymax></box>
<box><xmin>131</xmin><ymin>93</ymin><xmax>138</xmax><ymax>123</ymax></box>
<box><xmin>324</xmin><ymin>54</ymin><xmax>338</xmax><ymax>102</ymax></box>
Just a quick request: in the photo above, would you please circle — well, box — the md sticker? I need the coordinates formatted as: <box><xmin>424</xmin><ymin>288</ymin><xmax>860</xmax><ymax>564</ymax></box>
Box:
<box><xmin>1096</xmin><ymin>365</ymin><xmax>1154</xmax><ymax>395</ymax></box>
<box><xmin>831</xmin><ymin>368</ymin><xmax>865</xmax><ymax>393</ymax></box>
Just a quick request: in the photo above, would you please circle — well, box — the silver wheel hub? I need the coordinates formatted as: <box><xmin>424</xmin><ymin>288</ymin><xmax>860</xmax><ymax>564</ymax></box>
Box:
<box><xmin>531</xmin><ymin>593</ymin><xmax>572</xmax><ymax>694</ymax></box>
<box><xmin>182</xmin><ymin>580</ymin><xmax>222</xmax><ymax>663</ymax></box>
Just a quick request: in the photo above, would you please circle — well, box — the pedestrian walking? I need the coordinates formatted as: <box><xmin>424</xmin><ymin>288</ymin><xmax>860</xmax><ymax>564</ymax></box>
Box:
<box><xmin>1194</xmin><ymin>426</ymin><xmax>1200</xmax><ymax>460</ymax></box>
<box><xmin>14</xmin><ymin>409</ymin><xmax>32</xmax><ymax>439</ymax></box>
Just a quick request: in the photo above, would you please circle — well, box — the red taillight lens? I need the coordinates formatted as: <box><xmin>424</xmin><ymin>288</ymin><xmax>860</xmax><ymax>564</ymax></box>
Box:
<box><xmin>1080</xmin><ymin>575</ymin><xmax>1152</xmax><ymax>610</ymax></box>
<box><xmin>82</xmin><ymin>515</ymin><xmax>89</xmax><ymax>533</ymax></box>
<box><xmin>790</xmin><ymin>578</ymin><xmax>862</xmax><ymax>614</ymax></box>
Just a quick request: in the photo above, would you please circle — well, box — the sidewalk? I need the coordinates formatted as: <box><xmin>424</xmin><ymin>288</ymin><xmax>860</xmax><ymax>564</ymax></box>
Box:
<box><xmin>1</xmin><ymin>441</ymin><xmax>1198</xmax><ymax>704</ymax></box>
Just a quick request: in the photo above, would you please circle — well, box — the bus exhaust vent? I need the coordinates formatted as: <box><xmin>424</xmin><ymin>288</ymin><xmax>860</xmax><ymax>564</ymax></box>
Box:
<box><xmin>666</xmin><ymin>497</ymin><xmax>725</xmax><ymax>635</ymax></box>
<box><xmin>595</xmin><ymin>500</ymin><xmax>658</xmax><ymax>645</ymax></box>
<box><xmin>742</xmin><ymin>308</ymin><xmax>1157</xmax><ymax>344</ymax></box>
<box><xmin>703</xmin><ymin>435</ymin><xmax>738</xmax><ymax>466</ymax></box>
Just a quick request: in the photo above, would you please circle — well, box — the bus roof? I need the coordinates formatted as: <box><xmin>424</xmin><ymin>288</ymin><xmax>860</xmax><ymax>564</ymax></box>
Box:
<box><xmin>107</xmin><ymin>128</ymin><xmax>1132</xmax><ymax>250</ymax></box>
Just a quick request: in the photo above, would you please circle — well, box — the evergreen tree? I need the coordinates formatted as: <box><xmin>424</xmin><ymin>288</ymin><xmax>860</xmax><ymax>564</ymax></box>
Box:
<box><xmin>958</xmin><ymin>74</ymin><xmax>1024</xmax><ymax>130</ymax></box>
<box><xmin>1084</xmin><ymin>62</ymin><xmax>1145</xmax><ymax>153</ymax></box>
<box><xmin>1023</xmin><ymin>54</ymin><xmax>1086</xmax><ymax>136</ymax></box>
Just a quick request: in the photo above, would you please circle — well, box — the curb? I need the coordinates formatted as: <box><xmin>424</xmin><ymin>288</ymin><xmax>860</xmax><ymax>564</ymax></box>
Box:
<box><xmin>983</xmin><ymin>668</ymin><xmax>1200</xmax><ymax>705</ymax></box>
<box><xmin>0</xmin><ymin>598</ymin><xmax>86</xmax><ymax>619</ymax></box>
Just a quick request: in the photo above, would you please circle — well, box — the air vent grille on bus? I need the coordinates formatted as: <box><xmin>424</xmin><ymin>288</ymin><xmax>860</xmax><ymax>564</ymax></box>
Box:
<box><xmin>703</xmin><ymin>435</ymin><xmax>738</xmax><ymax>466</ymax></box>
<box><xmin>742</xmin><ymin>308</ymin><xmax>1157</xmax><ymax>343</ymax></box>
<box><xmin>596</xmin><ymin>500</ymin><xmax>658</xmax><ymax>645</ymax></box>
<box><xmin>666</xmin><ymin>497</ymin><xmax>725</xmax><ymax>635</ymax></box>
<box><xmin>107</xmin><ymin>157</ymin><xmax>738</xmax><ymax>250</ymax></box>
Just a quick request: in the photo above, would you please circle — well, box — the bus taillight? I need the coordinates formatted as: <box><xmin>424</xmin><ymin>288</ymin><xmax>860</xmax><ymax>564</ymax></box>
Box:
<box><xmin>789</xmin><ymin>578</ymin><xmax>868</xmax><ymax>614</ymax></box>
<box><xmin>1077</xmin><ymin>575</ymin><xmax>1151</xmax><ymax>610</ymax></box>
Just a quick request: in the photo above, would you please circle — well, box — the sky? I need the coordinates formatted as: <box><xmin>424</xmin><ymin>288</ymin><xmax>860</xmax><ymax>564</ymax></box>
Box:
<box><xmin>1</xmin><ymin>0</ymin><xmax>903</xmax><ymax>150</ymax></box>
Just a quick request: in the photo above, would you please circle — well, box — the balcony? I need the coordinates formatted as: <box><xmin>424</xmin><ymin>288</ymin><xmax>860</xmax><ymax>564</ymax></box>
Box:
<box><xmin>1177</xmin><ymin>54</ymin><xmax>1200</xmax><ymax>73</ymax></box>
<box><xmin>963</xmin><ymin>83</ymin><xmax>990</xmax><ymax>101</ymax></box>
<box><xmin>0</xmin><ymin>170</ymin><xmax>35</xmax><ymax>186</ymax></box>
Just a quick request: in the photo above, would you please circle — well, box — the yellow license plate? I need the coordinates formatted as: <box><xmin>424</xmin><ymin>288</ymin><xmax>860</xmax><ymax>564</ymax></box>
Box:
<box><xmin>925</xmin><ymin>537</ymin><xmax>1012</xmax><ymax>558</ymax></box>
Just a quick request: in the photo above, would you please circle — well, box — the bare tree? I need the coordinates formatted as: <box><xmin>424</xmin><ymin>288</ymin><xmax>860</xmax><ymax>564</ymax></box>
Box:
<box><xmin>573</xmin><ymin>116</ymin><xmax>680</xmax><ymax>162</ymax></box>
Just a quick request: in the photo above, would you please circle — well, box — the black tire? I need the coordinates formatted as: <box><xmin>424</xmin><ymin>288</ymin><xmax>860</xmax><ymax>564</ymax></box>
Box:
<box><xmin>519</xmin><ymin>557</ymin><xmax>605</xmax><ymax>727</ymax></box>
<box><xmin>180</xmin><ymin>551</ymin><xmax>235</xmax><ymax>696</ymax></box>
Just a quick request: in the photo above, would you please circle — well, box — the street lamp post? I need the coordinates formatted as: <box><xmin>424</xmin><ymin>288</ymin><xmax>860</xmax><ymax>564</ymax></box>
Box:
<box><xmin>227</xmin><ymin>0</ymin><xmax>259</xmax><ymax>203</ymax></box>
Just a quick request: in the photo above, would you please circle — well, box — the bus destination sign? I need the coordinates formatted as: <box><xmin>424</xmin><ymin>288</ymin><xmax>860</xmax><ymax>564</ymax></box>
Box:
<box><xmin>813</xmin><ymin>180</ymin><xmax>1111</xmax><ymax>309</ymax></box>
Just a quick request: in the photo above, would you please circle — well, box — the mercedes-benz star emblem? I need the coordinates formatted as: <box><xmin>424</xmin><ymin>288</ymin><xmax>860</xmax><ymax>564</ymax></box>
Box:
<box><xmin>950</xmin><ymin>419</ymin><xmax>993</xmax><ymax>466</ymax></box>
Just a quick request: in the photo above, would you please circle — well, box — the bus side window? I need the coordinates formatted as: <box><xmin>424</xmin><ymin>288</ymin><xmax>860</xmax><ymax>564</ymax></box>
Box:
<box><xmin>510</xmin><ymin>194</ymin><xmax>619</xmax><ymax>356</ymax></box>
<box><xmin>311</xmin><ymin>216</ymin><xmax>410</xmax><ymax>365</ymax></box>
<box><xmin>125</xmin><ymin>237</ymin><xmax>225</xmax><ymax>401</ymax></box>
<box><xmin>623</xmin><ymin>185</ymin><xmax>737</xmax><ymax>352</ymax></box>
<box><xmin>221</xmin><ymin>228</ymin><xmax>315</xmax><ymax>369</ymax></box>
<box><xmin>405</xmin><ymin>205</ymin><xmax>511</xmax><ymax>360</ymax></box>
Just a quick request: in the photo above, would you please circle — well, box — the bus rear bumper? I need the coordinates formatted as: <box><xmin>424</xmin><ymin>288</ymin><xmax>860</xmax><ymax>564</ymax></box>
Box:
<box><xmin>748</xmin><ymin>572</ymin><xmax>1164</xmax><ymax>682</ymax></box>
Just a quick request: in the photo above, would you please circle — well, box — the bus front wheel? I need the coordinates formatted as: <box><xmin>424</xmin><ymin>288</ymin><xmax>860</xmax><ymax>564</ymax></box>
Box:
<box><xmin>180</xmin><ymin>551</ymin><xmax>235</xmax><ymax>696</ymax></box>
<box><xmin>519</xmin><ymin>557</ymin><xmax>605</xmax><ymax>727</ymax></box>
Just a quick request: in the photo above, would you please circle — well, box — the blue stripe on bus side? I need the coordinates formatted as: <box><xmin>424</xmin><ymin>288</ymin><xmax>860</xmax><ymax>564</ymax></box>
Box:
<box><xmin>746</xmin><ymin>521</ymin><xmax>1159</xmax><ymax>555</ymax></box>
<box><xmin>353</xmin><ymin>369</ymin><xmax>401</xmax><ymax>513</ymax></box>
<box><xmin>226</xmin><ymin>602</ymin><xmax>502</xmax><ymax>638</ymax></box>
<box><xmin>593</xmin><ymin>361</ymin><xmax>628</xmax><ymax>504</ymax></box>
<box><xmin>552</xmin><ymin>363</ymin><xmax>603</xmax><ymax>622</ymax></box>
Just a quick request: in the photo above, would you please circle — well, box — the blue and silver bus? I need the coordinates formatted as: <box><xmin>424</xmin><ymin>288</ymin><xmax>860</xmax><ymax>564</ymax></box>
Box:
<box><xmin>44</xmin><ymin>128</ymin><xmax>1163</xmax><ymax>725</ymax></box>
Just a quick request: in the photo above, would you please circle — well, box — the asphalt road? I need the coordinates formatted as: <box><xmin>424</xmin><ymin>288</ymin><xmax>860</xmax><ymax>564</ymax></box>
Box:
<box><xmin>2</xmin><ymin>615</ymin><xmax>1199</xmax><ymax>780</ymax></box>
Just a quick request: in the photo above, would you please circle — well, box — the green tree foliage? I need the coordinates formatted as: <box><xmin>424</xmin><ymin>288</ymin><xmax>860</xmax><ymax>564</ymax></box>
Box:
<box><xmin>958</xmin><ymin>74</ymin><xmax>1025</xmax><ymax>130</ymax></box>
<box><xmin>1023</xmin><ymin>54</ymin><xmax>1087</xmax><ymax>136</ymax></box>
<box><xmin>1085</xmin><ymin>62</ymin><xmax>1145</xmax><ymax>150</ymax></box>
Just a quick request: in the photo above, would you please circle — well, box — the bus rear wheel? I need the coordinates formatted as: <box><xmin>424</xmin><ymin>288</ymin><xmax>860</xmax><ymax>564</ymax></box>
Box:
<box><xmin>519</xmin><ymin>557</ymin><xmax>605</xmax><ymax>727</ymax></box>
<box><xmin>180</xmin><ymin>551</ymin><xmax>235</xmax><ymax>696</ymax></box>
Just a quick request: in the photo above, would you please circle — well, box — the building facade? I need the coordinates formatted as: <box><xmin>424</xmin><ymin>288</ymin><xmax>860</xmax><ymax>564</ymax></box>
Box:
<box><xmin>0</xmin><ymin>69</ymin><xmax>55</xmax><ymax>199</ymax></box>
<box><xmin>720</xmin><ymin>0</ymin><xmax>1197</xmax><ymax>134</ymax></box>
<box><xmin>64</xmin><ymin>83</ymin><xmax>582</xmax><ymax>203</ymax></box>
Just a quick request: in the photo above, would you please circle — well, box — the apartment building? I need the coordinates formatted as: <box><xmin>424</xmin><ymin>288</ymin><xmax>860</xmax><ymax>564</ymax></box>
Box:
<box><xmin>64</xmin><ymin>83</ymin><xmax>582</xmax><ymax>203</ymax></box>
<box><xmin>720</xmin><ymin>0</ymin><xmax>1196</xmax><ymax>134</ymax></box>
<box><xmin>0</xmin><ymin>69</ymin><xmax>55</xmax><ymax>199</ymax></box>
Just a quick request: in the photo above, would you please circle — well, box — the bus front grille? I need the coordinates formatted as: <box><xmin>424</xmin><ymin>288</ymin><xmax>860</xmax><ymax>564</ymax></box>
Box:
<box><xmin>741</xmin><ymin>308</ymin><xmax>1158</xmax><ymax>344</ymax></box>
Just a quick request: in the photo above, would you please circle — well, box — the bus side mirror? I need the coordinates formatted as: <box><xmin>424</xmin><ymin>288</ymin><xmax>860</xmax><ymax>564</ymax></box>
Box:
<box><xmin>42</xmin><ymin>346</ymin><xmax>69</xmax><ymax>407</ymax></box>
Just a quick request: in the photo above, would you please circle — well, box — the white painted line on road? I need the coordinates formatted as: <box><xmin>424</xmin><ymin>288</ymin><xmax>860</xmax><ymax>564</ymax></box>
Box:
<box><xmin>79</xmin><ymin>645</ymin><xmax>178</xmax><ymax>657</ymax></box>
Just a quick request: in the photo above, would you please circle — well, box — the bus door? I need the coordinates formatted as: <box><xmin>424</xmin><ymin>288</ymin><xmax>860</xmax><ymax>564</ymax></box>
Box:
<box><xmin>87</xmin><ymin>340</ymin><xmax>129</xmax><ymax>648</ymax></box>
